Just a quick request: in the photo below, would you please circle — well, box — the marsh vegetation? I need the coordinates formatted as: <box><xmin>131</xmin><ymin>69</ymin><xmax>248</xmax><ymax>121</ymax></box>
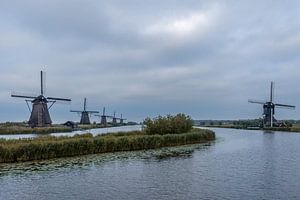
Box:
<box><xmin>0</xmin><ymin>124</ymin><xmax>72</xmax><ymax>135</ymax></box>
<box><xmin>0</xmin><ymin>114</ymin><xmax>215</xmax><ymax>163</ymax></box>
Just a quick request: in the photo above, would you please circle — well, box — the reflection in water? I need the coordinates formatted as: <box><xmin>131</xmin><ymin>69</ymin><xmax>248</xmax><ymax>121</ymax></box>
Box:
<box><xmin>263</xmin><ymin>130</ymin><xmax>275</xmax><ymax>134</ymax></box>
<box><xmin>0</xmin><ymin>128</ymin><xmax>300</xmax><ymax>200</ymax></box>
<box><xmin>261</xmin><ymin>133</ymin><xmax>276</xmax><ymax>193</ymax></box>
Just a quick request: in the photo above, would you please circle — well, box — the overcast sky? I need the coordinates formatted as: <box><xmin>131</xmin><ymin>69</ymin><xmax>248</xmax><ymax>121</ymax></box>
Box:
<box><xmin>1</xmin><ymin>0</ymin><xmax>300</xmax><ymax>123</ymax></box>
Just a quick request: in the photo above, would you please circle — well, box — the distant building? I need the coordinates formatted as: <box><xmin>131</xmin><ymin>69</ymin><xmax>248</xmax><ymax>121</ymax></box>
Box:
<box><xmin>63</xmin><ymin>121</ymin><xmax>78</xmax><ymax>129</ymax></box>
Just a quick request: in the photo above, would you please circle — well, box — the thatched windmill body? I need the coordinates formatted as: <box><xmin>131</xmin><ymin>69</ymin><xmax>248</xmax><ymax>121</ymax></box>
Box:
<box><xmin>100</xmin><ymin>111</ymin><xmax>118</xmax><ymax>126</ymax></box>
<box><xmin>95</xmin><ymin>107</ymin><xmax>111</xmax><ymax>127</ymax></box>
<box><xmin>111</xmin><ymin>111</ymin><xmax>118</xmax><ymax>126</ymax></box>
<box><xmin>70</xmin><ymin>98</ymin><xmax>99</xmax><ymax>124</ymax></box>
<box><xmin>119</xmin><ymin>114</ymin><xmax>127</xmax><ymax>125</ymax></box>
<box><xmin>11</xmin><ymin>71</ymin><xmax>71</xmax><ymax>127</ymax></box>
<box><xmin>248</xmin><ymin>82</ymin><xmax>295</xmax><ymax>127</ymax></box>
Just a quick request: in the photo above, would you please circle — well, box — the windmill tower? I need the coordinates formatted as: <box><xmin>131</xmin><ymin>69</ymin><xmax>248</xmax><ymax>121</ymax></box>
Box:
<box><xmin>119</xmin><ymin>114</ymin><xmax>127</xmax><ymax>125</ymax></box>
<box><xmin>70</xmin><ymin>98</ymin><xmax>99</xmax><ymax>124</ymax></box>
<box><xmin>11</xmin><ymin>71</ymin><xmax>71</xmax><ymax>127</ymax></box>
<box><xmin>112</xmin><ymin>111</ymin><xmax>118</xmax><ymax>126</ymax></box>
<box><xmin>95</xmin><ymin>107</ymin><xmax>110</xmax><ymax>127</ymax></box>
<box><xmin>248</xmin><ymin>82</ymin><xmax>295</xmax><ymax>127</ymax></box>
<box><xmin>104</xmin><ymin>111</ymin><xmax>118</xmax><ymax>126</ymax></box>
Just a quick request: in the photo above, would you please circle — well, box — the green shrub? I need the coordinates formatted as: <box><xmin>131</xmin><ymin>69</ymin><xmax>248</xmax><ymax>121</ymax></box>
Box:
<box><xmin>143</xmin><ymin>113</ymin><xmax>193</xmax><ymax>135</ymax></box>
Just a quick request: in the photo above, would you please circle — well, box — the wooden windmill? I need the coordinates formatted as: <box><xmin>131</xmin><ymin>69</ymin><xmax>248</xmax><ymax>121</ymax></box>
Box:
<box><xmin>112</xmin><ymin>111</ymin><xmax>118</xmax><ymax>126</ymax></box>
<box><xmin>70</xmin><ymin>98</ymin><xmax>99</xmax><ymax>124</ymax></box>
<box><xmin>11</xmin><ymin>71</ymin><xmax>71</xmax><ymax>127</ymax></box>
<box><xmin>104</xmin><ymin>111</ymin><xmax>118</xmax><ymax>126</ymax></box>
<box><xmin>118</xmin><ymin>114</ymin><xmax>127</xmax><ymax>125</ymax></box>
<box><xmin>248</xmin><ymin>82</ymin><xmax>295</xmax><ymax>127</ymax></box>
<box><xmin>95</xmin><ymin>107</ymin><xmax>111</xmax><ymax>127</ymax></box>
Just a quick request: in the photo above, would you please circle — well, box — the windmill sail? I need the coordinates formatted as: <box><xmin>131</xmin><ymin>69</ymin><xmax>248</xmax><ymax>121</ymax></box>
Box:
<box><xmin>70</xmin><ymin>98</ymin><xmax>99</xmax><ymax>124</ymax></box>
<box><xmin>11</xmin><ymin>70</ymin><xmax>71</xmax><ymax>127</ymax></box>
<box><xmin>270</xmin><ymin>81</ymin><xmax>274</xmax><ymax>102</ymax></box>
<box><xmin>249</xmin><ymin>82</ymin><xmax>295</xmax><ymax>128</ymax></box>
<box><xmin>47</xmin><ymin>97</ymin><xmax>71</xmax><ymax>101</ymax></box>
<box><xmin>274</xmin><ymin>103</ymin><xmax>296</xmax><ymax>109</ymax></box>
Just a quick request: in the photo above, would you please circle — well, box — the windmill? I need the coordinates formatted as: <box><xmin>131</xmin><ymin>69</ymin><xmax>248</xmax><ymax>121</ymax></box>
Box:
<box><xmin>104</xmin><ymin>111</ymin><xmax>118</xmax><ymax>126</ymax></box>
<box><xmin>119</xmin><ymin>114</ymin><xmax>127</xmax><ymax>125</ymax></box>
<box><xmin>248</xmin><ymin>82</ymin><xmax>295</xmax><ymax>127</ymax></box>
<box><xmin>70</xmin><ymin>98</ymin><xmax>99</xmax><ymax>124</ymax></box>
<box><xmin>11</xmin><ymin>71</ymin><xmax>71</xmax><ymax>127</ymax></box>
<box><xmin>111</xmin><ymin>111</ymin><xmax>118</xmax><ymax>126</ymax></box>
<box><xmin>95</xmin><ymin>107</ymin><xmax>110</xmax><ymax>127</ymax></box>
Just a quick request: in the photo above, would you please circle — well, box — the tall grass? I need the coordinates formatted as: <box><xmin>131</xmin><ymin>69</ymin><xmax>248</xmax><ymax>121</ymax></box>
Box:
<box><xmin>143</xmin><ymin>113</ymin><xmax>193</xmax><ymax>135</ymax></box>
<box><xmin>0</xmin><ymin>126</ymin><xmax>72</xmax><ymax>135</ymax></box>
<box><xmin>0</xmin><ymin>129</ymin><xmax>215</xmax><ymax>163</ymax></box>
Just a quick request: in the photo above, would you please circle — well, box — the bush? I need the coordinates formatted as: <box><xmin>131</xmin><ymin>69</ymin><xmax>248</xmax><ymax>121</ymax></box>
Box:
<box><xmin>143</xmin><ymin>113</ymin><xmax>193</xmax><ymax>135</ymax></box>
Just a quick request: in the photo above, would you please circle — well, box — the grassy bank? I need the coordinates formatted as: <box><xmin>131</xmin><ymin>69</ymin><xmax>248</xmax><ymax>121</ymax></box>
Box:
<box><xmin>0</xmin><ymin>126</ymin><xmax>72</xmax><ymax>135</ymax></box>
<box><xmin>0</xmin><ymin>128</ymin><xmax>215</xmax><ymax>163</ymax></box>
<box><xmin>264</xmin><ymin>126</ymin><xmax>300</xmax><ymax>132</ymax></box>
<box><xmin>0</xmin><ymin>124</ymin><xmax>130</xmax><ymax>135</ymax></box>
<box><xmin>78</xmin><ymin>124</ymin><xmax>119</xmax><ymax>130</ymax></box>
<box><xmin>204</xmin><ymin>124</ymin><xmax>300</xmax><ymax>133</ymax></box>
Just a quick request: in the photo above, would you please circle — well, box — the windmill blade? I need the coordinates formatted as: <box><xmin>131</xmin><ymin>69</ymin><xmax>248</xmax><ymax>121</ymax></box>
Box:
<box><xmin>86</xmin><ymin>110</ymin><xmax>99</xmax><ymax>114</ymax></box>
<box><xmin>275</xmin><ymin>103</ymin><xmax>296</xmax><ymax>109</ymax></box>
<box><xmin>70</xmin><ymin>110</ymin><xmax>83</xmax><ymax>113</ymax></box>
<box><xmin>52</xmin><ymin>100</ymin><xmax>71</xmax><ymax>105</ymax></box>
<box><xmin>270</xmin><ymin>81</ymin><xmax>274</xmax><ymax>102</ymax></box>
<box><xmin>11</xmin><ymin>94</ymin><xmax>36</xmax><ymax>99</ymax></box>
<box><xmin>40</xmin><ymin>71</ymin><xmax>46</xmax><ymax>96</ymax></box>
<box><xmin>11</xmin><ymin>91</ymin><xmax>37</xmax><ymax>99</ymax></box>
<box><xmin>248</xmin><ymin>99</ymin><xmax>265</xmax><ymax>104</ymax></box>
<box><xmin>47</xmin><ymin>97</ymin><xmax>71</xmax><ymax>102</ymax></box>
<box><xmin>83</xmin><ymin>98</ymin><xmax>87</xmax><ymax>111</ymax></box>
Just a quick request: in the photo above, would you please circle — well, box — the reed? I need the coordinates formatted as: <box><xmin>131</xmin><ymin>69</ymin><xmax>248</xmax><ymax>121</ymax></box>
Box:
<box><xmin>0</xmin><ymin>128</ymin><xmax>215</xmax><ymax>163</ymax></box>
<box><xmin>0</xmin><ymin>126</ymin><xmax>72</xmax><ymax>135</ymax></box>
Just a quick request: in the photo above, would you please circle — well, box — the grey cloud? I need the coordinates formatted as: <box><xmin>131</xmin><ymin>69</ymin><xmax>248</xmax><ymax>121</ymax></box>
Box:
<box><xmin>0</xmin><ymin>0</ymin><xmax>300</xmax><ymax>122</ymax></box>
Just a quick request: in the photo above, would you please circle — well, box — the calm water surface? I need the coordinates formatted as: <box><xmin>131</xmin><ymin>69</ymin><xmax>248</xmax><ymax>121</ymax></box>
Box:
<box><xmin>0</xmin><ymin>128</ymin><xmax>300</xmax><ymax>200</ymax></box>
<box><xmin>0</xmin><ymin>125</ymin><xmax>142</xmax><ymax>140</ymax></box>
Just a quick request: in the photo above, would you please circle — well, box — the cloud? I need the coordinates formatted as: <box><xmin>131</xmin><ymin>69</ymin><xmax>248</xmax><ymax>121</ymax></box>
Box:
<box><xmin>0</xmin><ymin>0</ymin><xmax>300</xmax><ymax>122</ymax></box>
<box><xmin>143</xmin><ymin>4</ymin><xmax>222</xmax><ymax>40</ymax></box>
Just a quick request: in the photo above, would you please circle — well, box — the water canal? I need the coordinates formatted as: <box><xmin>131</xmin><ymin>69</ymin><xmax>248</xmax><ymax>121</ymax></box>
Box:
<box><xmin>0</xmin><ymin>128</ymin><xmax>299</xmax><ymax>200</ymax></box>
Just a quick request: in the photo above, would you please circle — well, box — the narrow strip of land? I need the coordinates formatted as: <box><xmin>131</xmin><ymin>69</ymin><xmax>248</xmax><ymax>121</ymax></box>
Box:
<box><xmin>0</xmin><ymin>124</ymin><xmax>127</xmax><ymax>135</ymax></box>
<box><xmin>0</xmin><ymin>128</ymin><xmax>215</xmax><ymax>163</ymax></box>
<box><xmin>204</xmin><ymin>125</ymin><xmax>300</xmax><ymax>133</ymax></box>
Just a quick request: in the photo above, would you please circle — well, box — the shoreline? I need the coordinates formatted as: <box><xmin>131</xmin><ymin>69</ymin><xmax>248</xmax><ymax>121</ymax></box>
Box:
<box><xmin>0</xmin><ymin>128</ymin><xmax>215</xmax><ymax>163</ymax></box>
<box><xmin>0</xmin><ymin>126</ymin><xmax>72</xmax><ymax>135</ymax></box>
<box><xmin>0</xmin><ymin>124</ymin><xmax>131</xmax><ymax>135</ymax></box>
<box><xmin>203</xmin><ymin>125</ymin><xmax>300</xmax><ymax>133</ymax></box>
